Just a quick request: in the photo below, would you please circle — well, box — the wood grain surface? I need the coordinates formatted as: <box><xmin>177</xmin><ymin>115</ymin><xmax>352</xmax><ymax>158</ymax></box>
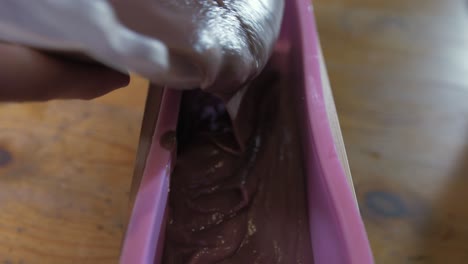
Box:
<box><xmin>0</xmin><ymin>0</ymin><xmax>467</xmax><ymax>263</ymax></box>
<box><xmin>0</xmin><ymin>77</ymin><xmax>148</xmax><ymax>263</ymax></box>
<box><xmin>314</xmin><ymin>0</ymin><xmax>468</xmax><ymax>263</ymax></box>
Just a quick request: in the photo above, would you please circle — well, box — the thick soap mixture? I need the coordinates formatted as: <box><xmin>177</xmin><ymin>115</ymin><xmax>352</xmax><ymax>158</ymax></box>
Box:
<box><xmin>162</xmin><ymin>67</ymin><xmax>314</xmax><ymax>263</ymax></box>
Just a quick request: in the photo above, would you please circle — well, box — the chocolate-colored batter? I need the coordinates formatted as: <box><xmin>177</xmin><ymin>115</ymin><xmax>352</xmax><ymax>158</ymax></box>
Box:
<box><xmin>163</xmin><ymin>66</ymin><xmax>314</xmax><ymax>263</ymax></box>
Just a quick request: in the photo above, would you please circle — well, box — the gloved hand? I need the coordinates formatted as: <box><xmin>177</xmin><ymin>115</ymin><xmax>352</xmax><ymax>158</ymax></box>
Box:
<box><xmin>0</xmin><ymin>0</ymin><xmax>284</xmax><ymax>104</ymax></box>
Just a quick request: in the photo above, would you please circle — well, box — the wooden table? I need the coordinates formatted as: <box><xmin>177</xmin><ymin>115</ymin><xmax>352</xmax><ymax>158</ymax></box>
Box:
<box><xmin>0</xmin><ymin>0</ymin><xmax>467</xmax><ymax>263</ymax></box>
<box><xmin>315</xmin><ymin>0</ymin><xmax>468</xmax><ymax>263</ymax></box>
<box><xmin>0</xmin><ymin>76</ymin><xmax>148</xmax><ymax>263</ymax></box>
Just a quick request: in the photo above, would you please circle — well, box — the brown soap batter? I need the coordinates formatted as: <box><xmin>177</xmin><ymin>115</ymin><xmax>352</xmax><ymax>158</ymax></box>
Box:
<box><xmin>162</xmin><ymin>67</ymin><xmax>314</xmax><ymax>263</ymax></box>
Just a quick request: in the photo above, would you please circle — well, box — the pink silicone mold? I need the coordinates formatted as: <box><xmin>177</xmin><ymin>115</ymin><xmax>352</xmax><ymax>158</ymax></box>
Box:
<box><xmin>120</xmin><ymin>0</ymin><xmax>374</xmax><ymax>263</ymax></box>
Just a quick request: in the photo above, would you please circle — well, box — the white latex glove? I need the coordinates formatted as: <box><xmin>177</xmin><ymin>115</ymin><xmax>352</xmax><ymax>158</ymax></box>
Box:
<box><xmin>0</xmin><ymin>0</ymin><xmax>284</xmax><ymax>100</ymax></box>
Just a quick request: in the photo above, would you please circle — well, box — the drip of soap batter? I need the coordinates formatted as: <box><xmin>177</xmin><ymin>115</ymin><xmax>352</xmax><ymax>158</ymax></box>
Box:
<box><xmin>163</xmin><ymin>67</ymin><xmax>314</xmax><ymax>263</ymax></box>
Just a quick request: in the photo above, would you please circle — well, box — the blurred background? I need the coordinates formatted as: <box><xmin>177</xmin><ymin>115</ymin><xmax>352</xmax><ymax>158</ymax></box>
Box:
<box><xmin>316</xmin><ymin>0</ymin><xmax>468</xmax><ymax>263</ymax></box>
<box><xmin>0</xmin><ymin>0</ymin><xmax>467</xmax><ymax>263</ymax></box>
